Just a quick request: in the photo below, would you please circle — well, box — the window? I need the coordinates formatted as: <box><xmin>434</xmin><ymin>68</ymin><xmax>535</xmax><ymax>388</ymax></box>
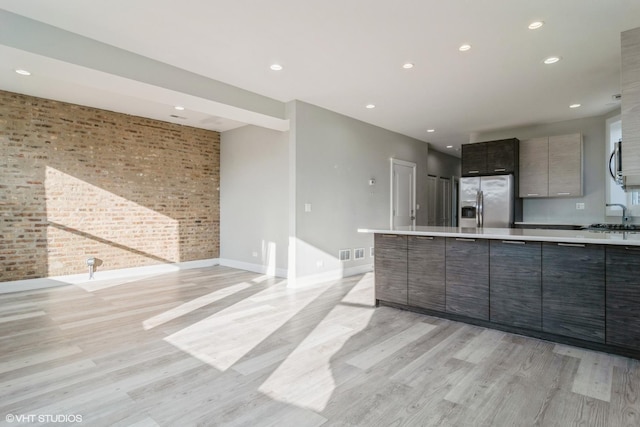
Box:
<box><xmin>606</xmin><ymin>115</ymin><xmax>640</xmax><ymax>219</ymax></box>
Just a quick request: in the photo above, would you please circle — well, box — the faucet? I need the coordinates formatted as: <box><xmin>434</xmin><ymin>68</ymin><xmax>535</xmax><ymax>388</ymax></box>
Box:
<box><xmin>606</xmin><ymin>203</ymin><xmax>629</xmax><ymax>226</ymax></box>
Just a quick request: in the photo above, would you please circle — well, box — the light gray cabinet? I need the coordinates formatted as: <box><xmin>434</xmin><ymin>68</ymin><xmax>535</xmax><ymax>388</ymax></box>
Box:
<box><xmin>622</xmin><ymin>27</ymin><xmax>640</xmax><ymax>187</ymax></box>
<box><xmin>519</xmin><ymin>137</ymin><xmax>549</xmax><ymax>197</ymax></box>
<box><xmin>519</xmin><ymin>134</ymin><xmax>582</xmax><ymax>198</ymax></box>
<box><xmin>549</xmin><ymin>134</ymin><xmax>583</xmax><ymax>197</ymax></box>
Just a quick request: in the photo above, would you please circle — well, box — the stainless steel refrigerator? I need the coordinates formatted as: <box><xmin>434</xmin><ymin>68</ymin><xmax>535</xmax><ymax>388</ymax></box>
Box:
<box><xmin>459</xmin><ymin>175</ymin><xmax>514</xmax><ymax>228</ymax></box>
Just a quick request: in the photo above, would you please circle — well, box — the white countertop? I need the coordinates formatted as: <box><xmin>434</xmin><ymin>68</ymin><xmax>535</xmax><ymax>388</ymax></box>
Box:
<box><xmin>358</xmin><ymin>226</ymin><xmax>640</xmax><ymax>246</ymax></box>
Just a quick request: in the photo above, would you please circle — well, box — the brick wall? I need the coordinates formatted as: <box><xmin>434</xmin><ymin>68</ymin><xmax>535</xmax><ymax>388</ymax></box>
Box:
<box><xmin>0</xmin><ymin>90</ymin><xmax>220</xmax><ymax>283</ymax></box>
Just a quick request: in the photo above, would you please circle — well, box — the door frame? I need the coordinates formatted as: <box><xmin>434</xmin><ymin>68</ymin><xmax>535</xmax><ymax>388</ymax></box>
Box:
<box><xmin>390</xmin><ymin>158</ymin><xmax>417</xmax><ymax>228</ymax></box>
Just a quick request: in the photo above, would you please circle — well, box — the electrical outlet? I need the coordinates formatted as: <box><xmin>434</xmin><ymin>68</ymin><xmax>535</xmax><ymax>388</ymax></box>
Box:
<box><xmin>252</xmin><ymin>251</ymin><xmax>258</xmax><ymax>257</ymax></box>
<box><xmin>304</xmin><ymin>203</ymin><xmax>312</xmax><ymax>212</ymax></box>
<box><xmin>576</xmin><ymin>203</ymin><xmax>585</xmax><ymax>210</ymax></box>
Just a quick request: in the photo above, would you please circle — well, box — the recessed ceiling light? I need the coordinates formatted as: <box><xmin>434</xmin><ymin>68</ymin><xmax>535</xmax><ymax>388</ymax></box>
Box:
<box><xmin>270</xmin><ymin>64</ymin><xmax>283</xmax><ymax>71</ymax></box>
<box><xmin>459</xmin><ymin>44</ymin><xmax>471</xmax><ymax>52</ymax></box>
<box><xmin>365</xmin><ymin>104</ymin><xmax>376</xmax><ymax>109</ymax></box>
<box><xmin>15</xmin><ymin>69</ymin><xmax>31</xmax><ymax>76</ymax></box>
<box><xmin>402</xmin><ymin>62</ymin><xmax>414</xmax><ymax>69</ymax></box>
<box><xmin>528</xmin><ymin>21</ymin><xmax>544</xmax><ymax>30</ymax></box>
<box><xmin>174</xmin><ymin>105</ymin><xmax>185</xmax><ymax>111</ymax></box>
<box><xmin>569</xmin><ymin>103</ymin><xmax>581</xmax><ymax>109</ymax></box>
<box><xmin>427</xmin><ymin>129</ymin><xmax>435</xmax><ymax>133</ymax></box>
<box><xmin>544</xmin><ymin>56</ymin><xmax>561</xmax><ymax>64</ymax></box>
<box><xmin>446</xmin><ymin>145</ymin><xmax>453</xmax><ymax>149</ymax></box>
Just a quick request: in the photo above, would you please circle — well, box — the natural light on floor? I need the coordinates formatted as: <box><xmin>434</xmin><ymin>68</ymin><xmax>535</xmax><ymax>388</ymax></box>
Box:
<box><xmin>158</xmin><ymin>274</ymin><xmax>375</xmax><ymax>411</ymax></box>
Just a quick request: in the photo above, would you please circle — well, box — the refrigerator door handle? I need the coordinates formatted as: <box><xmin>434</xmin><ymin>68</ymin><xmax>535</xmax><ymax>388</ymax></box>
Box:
<box><xmin>476</xmin><ymin>191</ymin><xmax>479</xmax><ymax>227</ymax></box>
<box><xmin>478</xmin><ymin>190</ymin><xmax>484</xmax><ymax>227</ymax></box>
<box><xmin>475</xmin><ymin>191</ymin><xmax>480</xmax><ymax>227</ymax></box>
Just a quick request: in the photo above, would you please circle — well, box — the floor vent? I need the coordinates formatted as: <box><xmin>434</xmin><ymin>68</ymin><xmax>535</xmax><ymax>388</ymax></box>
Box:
<box><xmin>339</xmin><ymin>249</ymin><xmax>351</xmax><ymax>262</ymax></box>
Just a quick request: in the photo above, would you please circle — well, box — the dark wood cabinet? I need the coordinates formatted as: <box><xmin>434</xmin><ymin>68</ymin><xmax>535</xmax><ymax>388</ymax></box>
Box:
<box><xmin>408</xmin><ymin>236</ymin><xmax>445</xmax><ymax>311</ymax></box>
<box><xmin>461</xmin><ymin>139</ymin><xmax>518</xmax><ymax>176</ymax></box>
<box><xmin>374</xmin><ymin>234</ymin><xmax>407</xmax><ymax>305</ymax></box>
<box><xmin>373</xmin><ymin>231</ymin><xmax>640</xmax><ymax>357</ymax></box>
<box><xmin>445</xmin><ymin>237</ymin><xmax>489</xmax><ymax>320</ymax></box>
<box><xmin>461</xmin><ymin>143</ymin><xmax>487</xmax><ymax>175</ymax></box>
<box><xmin>490</xmin><ymin>240</ymin><xmax>542</xmax><ymax>330</ymax></box>
<box><xmin>606</xmin><ymin>245</ymin><xmax>640</xmax><ymax>350</ymax></box>
<box><xmin>542</xmin><ymin>242</ymin><xmax>605</xmax><ymax>343</ymax></box>
<box><xmin>487</xmin><ymin>139</ymin><xmax>517</xmax><ymax>174</ymax></box>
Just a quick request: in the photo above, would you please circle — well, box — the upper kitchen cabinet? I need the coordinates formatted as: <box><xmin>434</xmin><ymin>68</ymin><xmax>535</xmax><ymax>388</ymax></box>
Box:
<box><xmin>461</xmin><ymin>138</ymin><xmax>518</xmax><ymax>176</ymax></box>
<box><xmin>519</xmin><ymin>133</ymin><xmax>582</xmax><ymax>198</ymax></box>
<box><xmin>519</xmin><ymin>138</ymin><xmax>549</xmax><ymax>197</ymax></box>
<box><xmin>461</xmin><ymin>142</ymin><xmax>487</xmax><ymax>175</ymax></box>
<box><xmin>621</xmin><ymin>27</ymin><xmax>640</xmax><ymax>188</ymax></box>
<box><xmin>548</xmin><ymin>134</ymin><xmax>583</xmax><ymax>197</ymax></box>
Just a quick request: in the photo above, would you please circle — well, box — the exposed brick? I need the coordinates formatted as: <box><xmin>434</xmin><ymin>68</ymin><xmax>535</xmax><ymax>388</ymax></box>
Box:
<box><xmin>0</xmin><ymin>90</ymin><xmax>220</xmax><ymax>282</ymax></box>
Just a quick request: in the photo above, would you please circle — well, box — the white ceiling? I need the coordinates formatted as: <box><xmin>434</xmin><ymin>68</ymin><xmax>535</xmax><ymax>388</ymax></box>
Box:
<box><xmin>1</xmin><ymin>0</ymin><xmax>640</xmax><ymax>155</ymax></box>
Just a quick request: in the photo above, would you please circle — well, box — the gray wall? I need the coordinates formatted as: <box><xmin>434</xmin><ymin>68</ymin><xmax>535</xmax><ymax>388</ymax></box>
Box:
<box><xmin>428</xmin><ymin>148</ymin><xmax>461</xmax><ymax>178</ymax></box>
<box><xmin>220</xmin><ymin>125</ymin><xmax>289</xmax><ymax>275</ymax></box>
<box><xmin>291</xmin><ymin>101</ymin><xmax>429</xmax><ymax>278</ymax></box>
<box><xmin>475</xmin><ymin>111</ymin><xmax>619</xmax><ymax>224</ymax></box>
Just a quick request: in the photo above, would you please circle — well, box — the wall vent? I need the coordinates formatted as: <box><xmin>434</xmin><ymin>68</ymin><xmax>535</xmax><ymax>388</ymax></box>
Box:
<box><xmin>339</xmin><ymin>249</ymin><xmax>351</xmax><ymax>262</ymax></box>
<box><xmin>354</xmin><ymin>248</ymin><xmax>365</xmax><ymax>260</ymax></box>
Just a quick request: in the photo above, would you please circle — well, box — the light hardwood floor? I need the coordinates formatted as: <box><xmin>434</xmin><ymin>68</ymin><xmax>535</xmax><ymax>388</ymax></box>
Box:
<box><xmin>1</xmin><ymin>266</ymin><xmax>639</xmax><ymax>426</ymax></box>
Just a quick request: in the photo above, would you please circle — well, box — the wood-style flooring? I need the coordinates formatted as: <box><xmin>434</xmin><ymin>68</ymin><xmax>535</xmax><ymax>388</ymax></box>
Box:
<box><xmin>1</xmin><ymin>266</ymin><xmax>639</xmax><ymax>426</ymax></box>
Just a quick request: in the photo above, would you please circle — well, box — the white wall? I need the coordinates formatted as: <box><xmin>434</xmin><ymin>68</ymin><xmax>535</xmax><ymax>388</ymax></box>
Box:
<box><xmin>220</xmin><ymin>125</ymin><xmax>289</xmax><ymax>276</ymax></box>
<box><xmin>290</xmin><ymin>101</ymin><xmax>429</xmax><ymax>280</ymax></box>
<box><xmin>475</xmin><ymin>110</ymin><xmax>619</xmax><ymax>224</ymax></box>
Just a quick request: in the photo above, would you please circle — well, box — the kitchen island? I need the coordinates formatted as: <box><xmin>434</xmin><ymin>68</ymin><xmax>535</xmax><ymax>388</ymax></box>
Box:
<box><xmin>358</xmin><ymin>226</ymin><xmax>640</xmax><ymax>358</ymax></box>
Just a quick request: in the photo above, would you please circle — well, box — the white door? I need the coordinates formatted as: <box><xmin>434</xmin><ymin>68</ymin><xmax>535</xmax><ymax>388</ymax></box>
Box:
<box><xmin>390</xmin><ymin>159</ymin><xmax>416</xmax><ymax>227</ymax></box>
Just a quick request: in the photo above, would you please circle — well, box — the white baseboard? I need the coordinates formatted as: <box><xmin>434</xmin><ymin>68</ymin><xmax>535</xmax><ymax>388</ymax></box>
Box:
<box><xmin>1</xmin><ymin>259</ymin><xmax>372</xmax><ymax>294</ymax></box>
<box><xmin>0</xmin><ymin>258</ymin><xmax>220</xmax><ymax>294</ymax></box>
<box><xmin>218</xmin><ymin>258</ymin><xmax>288</xmax><ymax>278</ymax></box>
<box><xmin>288</xmin><ymin>264</ymin><xmax>373</xmax><ymax>288</ymax></box>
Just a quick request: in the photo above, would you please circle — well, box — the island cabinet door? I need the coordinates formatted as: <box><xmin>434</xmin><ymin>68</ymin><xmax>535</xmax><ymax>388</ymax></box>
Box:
<box><xmin>445</xmin><ymin>237</ymin><xmax>489</xmax><ymax>320</ymax></box>
<box><xmin>374</xmin><ymin>234</ymin><xmax>408</xmax><ymax>305</ymax></box>
<box><xmin>606</xmin><ymin>246</ymin><xmax>640</xmax><ymax>350</ymax></box>
<box><xmin>489</xmin><ymin>240</ymin><xmax>542</xmax><ymax>330</ymax></box>
<box><xmin>408</xmin><ymin>236</ymin><xmax>445</xmax><ymax>311</ymax></box>
<box><xmin>542</xmin><ymin>242</ymin><xmax>605</xmax><ymax>343</ymax></box>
